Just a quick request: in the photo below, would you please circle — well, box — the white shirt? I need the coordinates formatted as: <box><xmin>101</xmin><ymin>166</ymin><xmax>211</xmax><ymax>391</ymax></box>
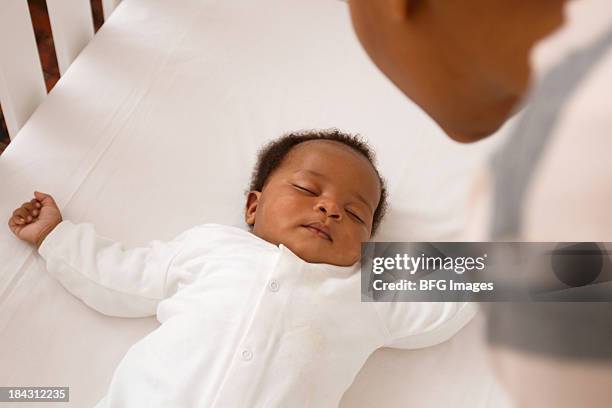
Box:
<box><xmin>38</xmin><ymin>221</ymin><xmax>475</xmax><ymax>407</ymax></box>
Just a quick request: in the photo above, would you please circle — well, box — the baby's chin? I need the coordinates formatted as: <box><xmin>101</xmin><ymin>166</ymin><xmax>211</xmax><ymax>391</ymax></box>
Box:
<box><xmin>252</xmin><ymin>228</ymin><xmax>360</xmax><ymax>266</ymax></box>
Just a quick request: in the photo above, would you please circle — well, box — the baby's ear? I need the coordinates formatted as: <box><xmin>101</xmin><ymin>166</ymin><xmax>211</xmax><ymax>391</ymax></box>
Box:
<box><xmin>245</xmin><ymin>191</ymin><xmax>261</xmax><ymax>226</ymax></box>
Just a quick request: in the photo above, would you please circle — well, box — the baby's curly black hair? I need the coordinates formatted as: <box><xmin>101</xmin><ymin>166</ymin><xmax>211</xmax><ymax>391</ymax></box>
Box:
<box><xmin>248</xmin><ymin>129</ymin><xmax>388</xmax><ymax>235</ymax></box>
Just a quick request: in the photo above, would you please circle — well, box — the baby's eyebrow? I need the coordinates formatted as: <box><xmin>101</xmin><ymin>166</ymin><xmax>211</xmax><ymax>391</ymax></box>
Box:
<box><xmin>294</xmin><ymin>169</ymin><xmax>327</xmax><ymax>179</ymax></box>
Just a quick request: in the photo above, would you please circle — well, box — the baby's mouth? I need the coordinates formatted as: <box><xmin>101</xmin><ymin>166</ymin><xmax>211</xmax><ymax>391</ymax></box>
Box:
<box><xmin>303</xmin><ymin>223</ymin><xmax>333</xmax><ymax>242</ymax></box>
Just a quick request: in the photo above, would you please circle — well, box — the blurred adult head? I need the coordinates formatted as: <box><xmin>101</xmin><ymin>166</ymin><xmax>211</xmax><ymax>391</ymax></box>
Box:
<box><xmin>347</xmin><ymin>0</ymin><xmax>568</xmax><ymax>142</ymax></box>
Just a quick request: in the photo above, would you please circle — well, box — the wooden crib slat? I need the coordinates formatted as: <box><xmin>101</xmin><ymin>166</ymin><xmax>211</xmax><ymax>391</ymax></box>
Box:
<box><xmin>46</xmin><ymin>0</ymin><xmax>95</xmax><ymax>76</ymax></box>
<box><xmin>0</xmin><ymin>0</ymin><xmax>47</xmax><ymax>140</ymax></box>
<box><xmin>101</xmin><ymin>0</ymin><xmax>122</xmax><ymax>21</ymax></box>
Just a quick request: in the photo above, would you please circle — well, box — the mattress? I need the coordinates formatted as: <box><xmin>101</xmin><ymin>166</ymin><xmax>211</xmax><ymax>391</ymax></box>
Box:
<box><xmin>0</xmin><ymin>0</ymin><xmax>512</xmax><ymax>406</ymax></box>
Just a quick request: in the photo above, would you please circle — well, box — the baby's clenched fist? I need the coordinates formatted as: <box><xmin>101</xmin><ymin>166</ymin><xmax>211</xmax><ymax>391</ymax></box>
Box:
<box><xmin>8</xmin><ymin>191</ymin><xmax>63</xmax><ymax>248</ymax></box>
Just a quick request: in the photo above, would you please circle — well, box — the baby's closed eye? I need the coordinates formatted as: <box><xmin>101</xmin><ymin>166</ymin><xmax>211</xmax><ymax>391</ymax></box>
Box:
<box><xmin>292</xmin><ymin>184</ymin><xmax>318</xmax><ymax>196</ymax></box>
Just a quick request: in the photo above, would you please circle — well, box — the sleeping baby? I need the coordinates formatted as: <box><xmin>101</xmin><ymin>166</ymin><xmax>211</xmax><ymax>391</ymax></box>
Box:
<box><xmin>8</xmin><ymin>129</ymin><xmax>475</xmax><ymax>407</ymax></box>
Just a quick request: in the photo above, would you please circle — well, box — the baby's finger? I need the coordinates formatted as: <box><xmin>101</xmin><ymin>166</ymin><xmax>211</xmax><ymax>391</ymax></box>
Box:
<box><xmin>9</xmin><ymin>214</ymin><xmax>23</xmax><ymax>225</ymax></box>
<box><xmin>15</xmin><ymin>208</ymin><xmax>32</xmax><ymax>222</ymax></box>
<box><xmin>34</xmin><ymin>191</ymin><xmax>57</xmax><ymax>208</ymax></box>
<box><xmin>24</xmin><ymin>202</ymin><xmax>40</xmax><ymax>216</ymax></box>
<box><xmin>10</xmin><ymin>214</ymin><xmax>24</xmax><ymax>225</ymax></box>
<box><xmin>30</xmin><ymin>198</ymin><xmax>41</xmax><ymax>209</ymax></box>
<box><xmin>8</xmin><ymin>216</ymin><xmax>19</xmax><ymax>229</ymax></box>
<box><xmin>21</xmin><ymin>203</ymin><xmax>36</xmax><ymax>219</ymax></box>
<box><xmin>28</xmin><ymin>200</ymin><xmax>40</xmax><ymax>216</ymax></box>
<box><xmin>13</xmin><ymin>208</ymin><xmax>28</xmax><ymax>219</ymax></box>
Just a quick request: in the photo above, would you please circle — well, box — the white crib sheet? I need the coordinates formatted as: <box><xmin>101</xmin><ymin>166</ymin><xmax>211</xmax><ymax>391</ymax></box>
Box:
<box><xmin>0</xmin><ymin>0</ymin><xmax>512</xmax><ymax>406</ymax></box>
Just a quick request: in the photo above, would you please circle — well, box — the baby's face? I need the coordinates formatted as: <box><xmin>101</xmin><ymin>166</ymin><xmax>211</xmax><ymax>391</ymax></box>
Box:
<box><xmin>245</xmin><ymin>140</ymin><xmax>381</xmax><ymax>266</ymax></box>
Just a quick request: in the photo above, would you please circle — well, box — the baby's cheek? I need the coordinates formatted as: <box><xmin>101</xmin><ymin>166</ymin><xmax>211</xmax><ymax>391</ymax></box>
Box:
<box><xmin>342</xmin><ymin>238</ymin><xmax>362</xmax><ymax>265</ymax></box>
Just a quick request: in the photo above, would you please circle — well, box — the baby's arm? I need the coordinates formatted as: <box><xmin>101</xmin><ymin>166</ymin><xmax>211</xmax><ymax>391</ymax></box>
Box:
<box><xmin>374</xmin><ymin>302</ymin><xmax>478</xmax><ymax>349</ymax></box>
<box><xmin>8</xmin><ymin>192</ymin><xmax>184</xmax><ymax>318</ymax></box>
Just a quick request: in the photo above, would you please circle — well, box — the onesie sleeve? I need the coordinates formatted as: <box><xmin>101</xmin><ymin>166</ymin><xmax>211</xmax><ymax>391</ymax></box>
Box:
<box><xmin>37</xmin><ymin>220</ymin><xmax>190</xmax><ymax>318</ymax></box>
<box><xmin>373</xmin><ymin>301</ymin><xmax>478</xmax><ymax>349</ymax></box>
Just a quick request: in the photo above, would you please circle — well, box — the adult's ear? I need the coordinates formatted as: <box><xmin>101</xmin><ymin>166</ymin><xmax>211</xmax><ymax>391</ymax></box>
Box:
<box><xmin>245</xmin><ymin>191</ymin><xmax>261</xmax><ymax>226</ymax></box>
<box><xmin>384</xmin><ymin>0</ymin><xmax>421</xmax><ymax>21</ymax></box>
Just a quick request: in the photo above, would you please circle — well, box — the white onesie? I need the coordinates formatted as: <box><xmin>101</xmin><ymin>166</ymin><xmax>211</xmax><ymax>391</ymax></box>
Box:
<box><xmin>38</xmin><ymin>221</ymin><xmax>476</xmax><ymax>407</ymax></box>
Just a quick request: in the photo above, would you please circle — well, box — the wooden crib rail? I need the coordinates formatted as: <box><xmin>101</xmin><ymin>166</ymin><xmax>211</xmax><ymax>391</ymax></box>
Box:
<box><xmin>0</xmin><ymin>0</ymin><xmax>121</xmax><ymax>141</ymax></box>
<box><xmin>0</xmin><ymin>0</ymin><xmax>47</xmax><ymax>140</ymax></box>
<box><xmin>47</xmin><ymin>0</ymin><xmax>95</xmax><ymax>75</ymax></box>
<box><xmin>101</xmin><ymin>0</ymin><xmax>121</xmax><ymax>21</ymax></box>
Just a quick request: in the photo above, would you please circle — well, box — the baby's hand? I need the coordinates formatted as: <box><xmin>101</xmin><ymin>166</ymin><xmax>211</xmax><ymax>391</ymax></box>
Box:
<box><xmin>8</xmin><ymin>191</ymin><xmax>63</xmax><ymax>248</ymax></box>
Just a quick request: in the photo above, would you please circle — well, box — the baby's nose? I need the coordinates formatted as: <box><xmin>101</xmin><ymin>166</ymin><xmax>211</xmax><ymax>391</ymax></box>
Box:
<box><xmin>316</xmin><ymin>201</ymin><xmax>342</xmax><ymax>219</ymax></box>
